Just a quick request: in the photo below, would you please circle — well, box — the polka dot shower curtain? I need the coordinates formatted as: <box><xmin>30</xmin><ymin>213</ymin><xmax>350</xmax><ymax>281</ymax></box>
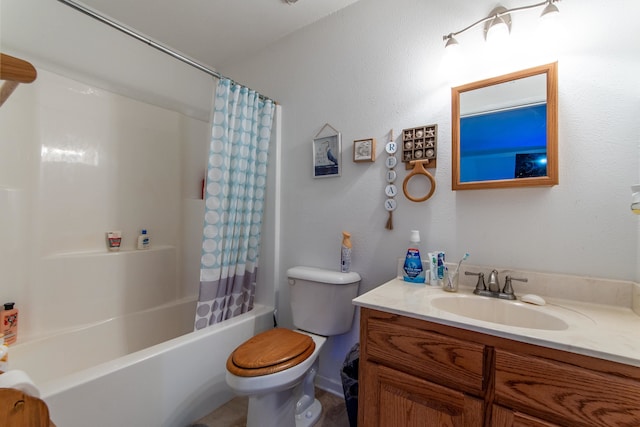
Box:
<box><xmin>194</xmin><ymin>79</ymin><xmax>275</xmax><ymax>329</ymax></box>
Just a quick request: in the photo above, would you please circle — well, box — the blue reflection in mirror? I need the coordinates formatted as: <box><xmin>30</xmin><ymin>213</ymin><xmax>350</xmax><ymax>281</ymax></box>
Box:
<box><xmin>460</xmin><ymin>103</ymin><xmax>547</xmax><ymax>183</ymax></box>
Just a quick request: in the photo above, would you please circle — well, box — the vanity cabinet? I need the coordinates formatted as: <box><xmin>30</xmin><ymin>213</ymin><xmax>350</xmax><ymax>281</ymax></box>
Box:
<box><xmin>359</xmin><ymin>308</ymin><xmax>640</xmax><ymax>427</ymax></box>
<box><xmin>493</xmin><ymin>349</ymin><xmax>640</xmax><ymax>426</ymax></box>
<box><xmin>359</xmin><ymin>309</ymin><xmax>486</xmax><ymax>426</ymax></box>
<box><xmin>365</xmin><ymin>363</ymin><xmax>484</xmax><ymax>426</ymax></box>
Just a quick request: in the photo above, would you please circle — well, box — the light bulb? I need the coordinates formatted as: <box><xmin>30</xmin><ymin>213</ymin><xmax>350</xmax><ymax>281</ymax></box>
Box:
<box><xmin>486</xmin><ymin>16</ymin><xmax>510</xmax><ymax>43</ymax></box>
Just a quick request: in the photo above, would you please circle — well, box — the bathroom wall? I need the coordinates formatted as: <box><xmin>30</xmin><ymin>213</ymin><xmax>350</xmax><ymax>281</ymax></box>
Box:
<box><xmin>220</xmin><ymin>0</ymin><xmax>640</xmax><ymax>393</ymax></box>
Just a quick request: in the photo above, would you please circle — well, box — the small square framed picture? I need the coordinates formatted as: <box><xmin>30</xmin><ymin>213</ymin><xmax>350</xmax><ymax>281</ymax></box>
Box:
<box><xmin>353</xmin><ymin>138</ymin><xmax>376</xmax><ymax>163</ymax></box>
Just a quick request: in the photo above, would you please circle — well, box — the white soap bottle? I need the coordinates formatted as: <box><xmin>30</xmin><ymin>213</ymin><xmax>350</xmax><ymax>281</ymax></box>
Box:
<box><xmin>402</xmin><ymin>230</ymin><xmax>425</xmax><ymax>283</ymax></box>
<box><xmin>137</xmin><ymin>229</ymin><xmax>150</xmax><ymax>250</ymax></box>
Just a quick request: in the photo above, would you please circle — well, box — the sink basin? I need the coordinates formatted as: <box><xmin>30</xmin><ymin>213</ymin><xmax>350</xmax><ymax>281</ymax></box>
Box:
<box><xmin>430</xmin><ymin>295</ymin><xmax>569</xmax><ymax>330</ymax></box>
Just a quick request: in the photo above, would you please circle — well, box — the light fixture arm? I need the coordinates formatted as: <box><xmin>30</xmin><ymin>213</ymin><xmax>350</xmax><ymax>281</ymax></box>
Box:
<box><xmin>443</xmin><ymin>14</ymin><xmax>496</xmax><ymax>42</ymax></box>
<box><xmin>443</xmin><ymin>0</ymin><xmax>559</xmax><ymax>44</ymax></box>
<box><xmin>502</xmin><ymin>0</ymin><xmax>551</xmax><ymax>15</ymax></box>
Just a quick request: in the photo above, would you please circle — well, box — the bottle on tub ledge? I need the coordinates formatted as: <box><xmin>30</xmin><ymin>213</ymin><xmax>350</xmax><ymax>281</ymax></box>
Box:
<box><xmin>137</xmin><ymin>228</ymin><xmax>151</xmax><ymax>250</ymax></box>
<box><xmin>1</xmin><ymin>303</ymin><xmax>18</xmax><ymax>345</ymax></box>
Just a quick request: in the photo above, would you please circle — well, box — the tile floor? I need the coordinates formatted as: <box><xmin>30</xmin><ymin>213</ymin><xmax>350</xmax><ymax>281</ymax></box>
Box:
<box><xmin>191</xmin><ymin>388</ymin><xmax>350</xmax><ymax>427</ymax></box>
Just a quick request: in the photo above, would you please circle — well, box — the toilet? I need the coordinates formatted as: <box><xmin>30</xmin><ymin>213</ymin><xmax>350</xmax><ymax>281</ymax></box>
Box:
<box><xmin>225</xmin><ymin>266</ymin><xmax>361</xmax><ymax>427</ymax></box>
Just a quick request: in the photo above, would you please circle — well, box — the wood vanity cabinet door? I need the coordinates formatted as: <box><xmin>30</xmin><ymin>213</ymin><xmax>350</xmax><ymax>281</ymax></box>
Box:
<box><xmin>494</xmin><ymin>349</ymin><xmax>640</xmax><ymax>426</ymax></box>
<box><xmin>361</xmin><ymin>363</ymin><xmax>484</xmax><ymax>427</ymax></box>
<box><xmin>363</xmin><ymin>313</ymin><xmax>485</xmax><ymax>396</ymax></box>
<box><xmin>491</xmin><ymin>405</ymin><xmax>560</xmax><ymax>427</ymax></box>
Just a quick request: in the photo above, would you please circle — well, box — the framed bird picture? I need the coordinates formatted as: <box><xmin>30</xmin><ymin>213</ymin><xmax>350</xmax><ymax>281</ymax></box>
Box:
<box><xmin>313</xmin><ymin>124</ymin><xmax>341</xmax><ymax>178</ymax></box>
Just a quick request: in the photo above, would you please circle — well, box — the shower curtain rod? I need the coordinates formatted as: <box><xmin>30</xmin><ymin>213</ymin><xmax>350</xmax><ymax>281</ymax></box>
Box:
<box><xmin>57</xmin><ymin>0</ymin><xmax>276</xmax><ymax>104</ymax></box>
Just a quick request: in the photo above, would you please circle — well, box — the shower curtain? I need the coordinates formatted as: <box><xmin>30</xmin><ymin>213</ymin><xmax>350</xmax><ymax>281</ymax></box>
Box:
<box><xmin>194</xmin><ymin>79</ymin><xmax>275</xmax><ymax>330</ymax></box>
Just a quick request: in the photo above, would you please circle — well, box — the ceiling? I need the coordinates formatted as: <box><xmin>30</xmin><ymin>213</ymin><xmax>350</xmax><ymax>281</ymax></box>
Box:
<box><xmin>76</xmin><ymin>0</ymin><xmax>362</xmax><ymax>71</ymax></box>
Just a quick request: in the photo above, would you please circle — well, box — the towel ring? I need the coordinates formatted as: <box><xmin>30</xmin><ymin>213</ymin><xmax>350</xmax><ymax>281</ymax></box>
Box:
<box><xmin>403</xmin><ymin>159</ymin><xmax>436</xmax><ymax>203</ymax></box>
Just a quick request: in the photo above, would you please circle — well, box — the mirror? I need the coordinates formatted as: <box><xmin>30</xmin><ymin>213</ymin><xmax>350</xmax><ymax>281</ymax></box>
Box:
<box><xmin>452</xmin><ymin>62</ymin><xmax>558</xmax><ymax>190</ymax></box>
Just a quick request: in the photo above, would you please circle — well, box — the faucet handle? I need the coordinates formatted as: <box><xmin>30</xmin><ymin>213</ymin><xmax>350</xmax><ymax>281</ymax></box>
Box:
<box><xmin>503</xmin><ymin>276</ymin><xmax>528</xmax><ymax>295</ymax></box>
<box><xmin>465</xmin><ymin>271</ymin><xmax>486</xmax><ymax>291</ymax></box>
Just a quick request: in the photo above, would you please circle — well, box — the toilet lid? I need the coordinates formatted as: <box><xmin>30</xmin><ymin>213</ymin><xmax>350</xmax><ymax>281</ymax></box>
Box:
<box><xmin>227</xmin><ymin>328</ymin><xmax>315</xmax><ymax>377</ymax></box>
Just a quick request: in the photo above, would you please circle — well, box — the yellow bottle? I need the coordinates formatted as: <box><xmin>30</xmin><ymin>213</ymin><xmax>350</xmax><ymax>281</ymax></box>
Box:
<box><xmin>341</xmin><ymin>231</ymin><xmax>352</xmax><ymax>273</ymax></box>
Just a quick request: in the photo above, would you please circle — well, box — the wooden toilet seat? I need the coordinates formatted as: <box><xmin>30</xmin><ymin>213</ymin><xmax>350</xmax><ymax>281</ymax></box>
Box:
<box><xmin>226</xmin><ymin>328</ymin><xmax>315</xmax><ymax>377</ymax></box>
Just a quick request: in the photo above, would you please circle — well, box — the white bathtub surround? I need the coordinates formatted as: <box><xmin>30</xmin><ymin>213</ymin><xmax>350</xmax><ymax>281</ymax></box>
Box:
<box><xmin>354</xmin><ymin>268</ymin><xmax>640</xmax><ymax>367</ymax></box>
<box><xmin>28</xmin><ymin>246</ymin><xmax>178</xmax><ymax>339</ymax></box>
<box><xmin>0</xmin><ymin>187</ymin><xmax>27</xmax><ymax>305</ymax></box>
<box><xmin>10</xmin><ymin>297</ymin><xmax>195</xmax><ymax>385</ymax></box>
<box><xmin>0</xmin><ymin>67</ymin><xmax>211</xmax><ymax>341</ymax></box>
<box><xmin>11</xmin><ymin>301</ymin><xmax>273</xmax><ymax>427</ymax></box>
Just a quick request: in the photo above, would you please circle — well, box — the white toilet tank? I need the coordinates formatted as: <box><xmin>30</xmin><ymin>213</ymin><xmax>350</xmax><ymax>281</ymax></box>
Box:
<box><xmin>287</xmin><ymin>266</ymin><xmax>361</xmax><ymax>336</ymax></box>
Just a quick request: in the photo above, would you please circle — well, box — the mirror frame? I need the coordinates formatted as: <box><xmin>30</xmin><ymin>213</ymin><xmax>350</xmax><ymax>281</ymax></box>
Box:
<box><xmin>452</xmin><ymin>62</ymin><xmax>558</xmax><ymax>190</ymax></box>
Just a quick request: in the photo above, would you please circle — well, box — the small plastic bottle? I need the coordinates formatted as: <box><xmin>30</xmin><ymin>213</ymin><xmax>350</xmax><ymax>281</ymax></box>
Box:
<box><xmin>341</xmin><ymin>231</ymin><xmax>352</xmax><ymax>273</ymax></box>
<box><xmin>403</xmin><ymin>230</ymin><xmax>426</xmax><ymax>283</ymax></box>
<box><xmin>137</xmin><ymin>229</ymin><xmax>150</xmax><ymax>250</ymax></box>
<box><xmin>1</xmin><ymin>303</ymin><xmax>18</xmax><ymax>345</ymax></box>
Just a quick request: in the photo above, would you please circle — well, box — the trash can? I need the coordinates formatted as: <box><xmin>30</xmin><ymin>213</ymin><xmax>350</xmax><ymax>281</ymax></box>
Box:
<box><xmin>340</xmin><ymin>343</ymin><xmax>359</xmax><ymax>427</ymax></box>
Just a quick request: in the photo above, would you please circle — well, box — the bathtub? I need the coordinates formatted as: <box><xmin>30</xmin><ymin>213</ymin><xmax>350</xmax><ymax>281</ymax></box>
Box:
<box><xmin>9</xmin><ymin>298</ymin><xmax>274</xmax><ymax>427</ymax></box>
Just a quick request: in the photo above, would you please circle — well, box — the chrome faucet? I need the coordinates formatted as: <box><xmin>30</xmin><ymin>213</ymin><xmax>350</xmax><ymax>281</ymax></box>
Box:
<box><xmin>487</xmin><ymin>269</ymin><xmax>500</xmax><ymax>293</ymax></box>
<box><xmin>465</xmin><ymin>270</ymin><xmax>528</xmax><ymax>300</ymax></box>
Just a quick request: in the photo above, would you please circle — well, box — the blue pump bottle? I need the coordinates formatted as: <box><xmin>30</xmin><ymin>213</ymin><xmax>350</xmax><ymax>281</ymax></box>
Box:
<box><xmin>403</xmin><ymin>230</ymin><xmax>425</xmax><ymax>283</ymax></box>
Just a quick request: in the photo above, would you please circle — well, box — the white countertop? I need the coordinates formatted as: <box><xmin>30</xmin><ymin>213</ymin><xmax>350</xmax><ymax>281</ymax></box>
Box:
<box><xmin>353</xmin><ymin>278</ymin><xmax>640</xmax><ymax>367</ymax></box>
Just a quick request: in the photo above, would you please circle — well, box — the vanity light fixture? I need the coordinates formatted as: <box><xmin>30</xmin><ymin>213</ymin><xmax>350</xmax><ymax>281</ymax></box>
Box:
<box><xmin>484</xmin><ymin>6</ymin><xmax>512</xmax><ymax>43</ymax></box>
<box><xmin>442</xmin><ymin>0</ymin><xmax>560</xmax><ymax>48</ymax></box>
<box><xmin>540</xmin><ymin>1</ymin><xmax>560</xmax><ymax>17</ymax></box>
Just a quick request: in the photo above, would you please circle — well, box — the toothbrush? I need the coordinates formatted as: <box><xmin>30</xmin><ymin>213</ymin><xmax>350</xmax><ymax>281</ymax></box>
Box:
<box><xmin>453</xmin><ymin>253</ymin><xmax>470</xmax><ymax>275</ymax></box>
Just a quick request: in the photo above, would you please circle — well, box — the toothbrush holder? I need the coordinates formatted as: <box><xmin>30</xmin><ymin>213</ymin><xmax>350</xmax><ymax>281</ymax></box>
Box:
<box><xmin>443</xmin><ymin>269</ymin><xmax>459</xmax><ymax>292</ymax></box>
